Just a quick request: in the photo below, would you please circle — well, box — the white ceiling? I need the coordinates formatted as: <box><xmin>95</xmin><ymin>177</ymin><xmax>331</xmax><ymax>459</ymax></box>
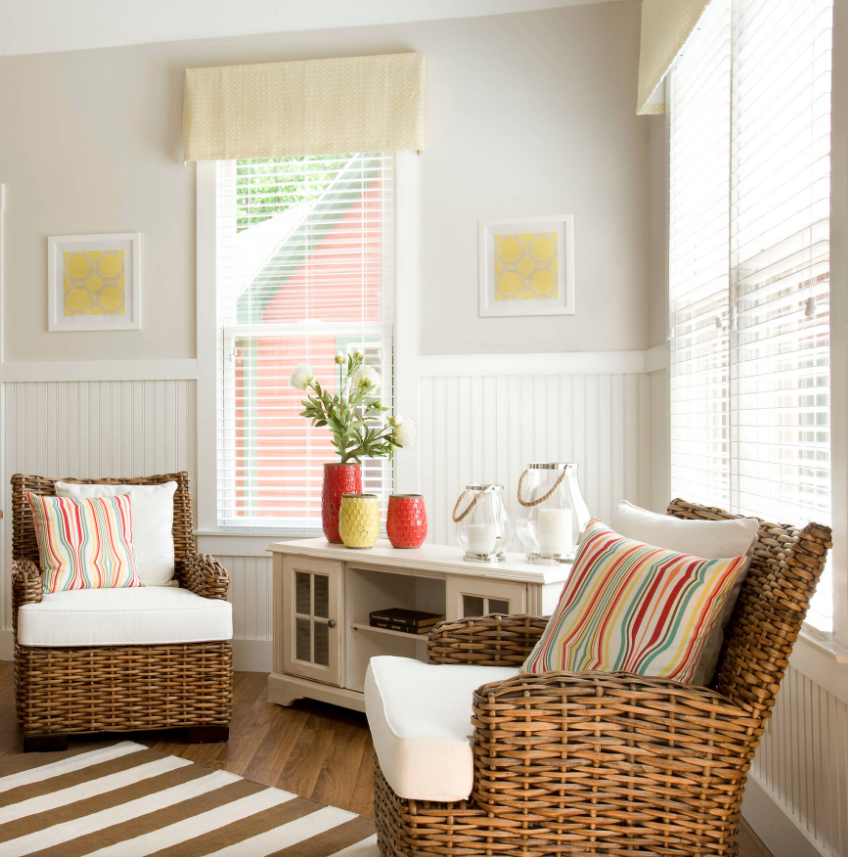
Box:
<box><xmin>0</xmin><ymin>0</ymin><xmax>628</xmax><ymax>57</ymax></box>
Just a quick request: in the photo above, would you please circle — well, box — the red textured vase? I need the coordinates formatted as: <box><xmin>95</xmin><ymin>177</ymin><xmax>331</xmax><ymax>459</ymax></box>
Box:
<box><xmin>323</xmin><ymin>463</ymin><xmax>362</xmax><ymax>543</ymax></box>
<box><xmin>386</xmin><ymin>494</ymin><xmax>428</xmax><ymax>549</ymax></box>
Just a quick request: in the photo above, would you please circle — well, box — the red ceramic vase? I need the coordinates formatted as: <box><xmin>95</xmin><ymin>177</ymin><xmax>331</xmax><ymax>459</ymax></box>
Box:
<box><xmin>323</xmin><ymin>463</ymin><xmax>362</xmax><ymax>543</ymax></box>
<box><xmin>386</xmin><ymin>494</ymin><xmax>428</xmax><ymax>549</ymax></box>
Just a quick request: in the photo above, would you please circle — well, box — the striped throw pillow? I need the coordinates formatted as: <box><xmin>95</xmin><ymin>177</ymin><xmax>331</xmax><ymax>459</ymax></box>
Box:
<box><xmin>522</xmin><ymin>519</ymin><xmax>748</xmax><ymax>683</ymax></box>
<box><xmin>27</xmin><ymin>492</ymin><xmax>144</xmax><ymax>593</ymax></box>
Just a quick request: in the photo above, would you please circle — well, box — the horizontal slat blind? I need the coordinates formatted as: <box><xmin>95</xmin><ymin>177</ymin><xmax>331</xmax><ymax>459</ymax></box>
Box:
<box><xmin>669</xmin><ymin>0</ymin><xmax>732</xmax><ymax>508</ymax></box>
<box><xmin>216</xmin><ymin>154</ymin><xmax>395</xmax><ymax>529</ymax></box>
<box><xmin>730</xmin><ymin>0</ymin><xmax>833</xmax><ymax>628</ymax></box>
<box><xmin>670</xmin><ymin>0</ymin><xmax>834</xmax><ymax>631</ymax></box>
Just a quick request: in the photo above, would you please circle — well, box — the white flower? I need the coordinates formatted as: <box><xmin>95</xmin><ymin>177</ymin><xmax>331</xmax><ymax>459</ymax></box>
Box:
<box><xmin>350</xmin><ymin>365</ymin><xmax>381</xmax><ymax>393</ymax></box>
<box><xmin>393</xmin><ymin>417</ymin><xmax>418</xmax><ymax>449</ymax></box>
<box><xmin>290</xmin><ymin>364</ymin><xmax>314</xmax><ymax>391</ymax></box>
<box><xmin>334</xmin><ymin>354</ymin><xmax>346</xmax><ymax>365</ymax></box>
<box><xmin>389</xmin><ymin>414</ymin><xmax>403</xmax><ymax>427</ymax></box>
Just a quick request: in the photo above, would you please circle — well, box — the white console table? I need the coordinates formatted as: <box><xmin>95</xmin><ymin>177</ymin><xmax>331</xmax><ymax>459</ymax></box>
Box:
<box><xmin>267</xmin><ymin>538</ymin><xmax>570</xmax><ymax>713</ymax></box>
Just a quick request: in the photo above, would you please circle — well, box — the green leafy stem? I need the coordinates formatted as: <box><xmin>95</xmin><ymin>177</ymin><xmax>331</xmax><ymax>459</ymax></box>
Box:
<box><xmin>298</xmin><ymin>353</ymin><xmax>400</xmax><ymax>465</ymax></box>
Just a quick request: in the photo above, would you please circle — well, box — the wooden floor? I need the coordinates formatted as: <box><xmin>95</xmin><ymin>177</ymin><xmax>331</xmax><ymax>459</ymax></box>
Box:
<box><xmin>0</xmin><ymin>661</ymin><xmax>773</xmax><ymax>855</ymax></box>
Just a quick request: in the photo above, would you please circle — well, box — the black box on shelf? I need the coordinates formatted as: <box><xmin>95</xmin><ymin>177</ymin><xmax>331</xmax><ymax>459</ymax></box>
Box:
<box><xmin>369</xmin><ymin>607</ymin><xmax>444</xmax><ymax>633</ymax></box>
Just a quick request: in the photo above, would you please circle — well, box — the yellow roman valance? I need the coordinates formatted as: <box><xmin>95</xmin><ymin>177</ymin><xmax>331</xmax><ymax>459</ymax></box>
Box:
<box><xmin>183</xmin><ymin>52</ymin><xmax>426</xmax><ymax>161</ymax></box>
<box><xmin>637</xmin><ymin>0</ymin><xmax>711</xmax><ymax>115</ymax></box>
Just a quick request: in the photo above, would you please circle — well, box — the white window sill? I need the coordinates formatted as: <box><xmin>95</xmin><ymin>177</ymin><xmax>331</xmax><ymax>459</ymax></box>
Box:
<box><xmin>798</xmin><ymin>624</ymin><xmax>848</xmax><ymax>664</ymax></box>
<box><xmin>195</xmin><ymin>528</ymin><xmax>321</xmax><ymax>557</ymax></box>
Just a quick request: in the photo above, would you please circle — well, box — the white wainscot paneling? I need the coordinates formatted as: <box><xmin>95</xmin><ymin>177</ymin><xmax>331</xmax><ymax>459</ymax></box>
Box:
<box><xmin>214</xmin><ymin>554</ymin><xmax>273</xmax><ymax>643</ymax></box>
<box><xmin>418</xmin><ymin>373</ymin><xmax>652</xmax><ymax>546</ymax></box>
<box><xmin>745</xmin><ymin>665</ymin><xmax>848</xmax><ymax>857</ymax></box>
<box><xmin>2</xmin><ymin>379</ymin><xmax>197</xmax><ymax>632</ymax></box>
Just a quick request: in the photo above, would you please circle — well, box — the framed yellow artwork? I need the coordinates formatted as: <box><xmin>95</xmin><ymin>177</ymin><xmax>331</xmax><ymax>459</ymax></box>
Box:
<box><xmin>47</xmin><ymin>233</ymin><xmax>141</xmax><ymax>331</ymax></box>
<box><xmin>478</xmin><ymin>215</ymin><xmax>574</xmax><ymax>318</ymax></box>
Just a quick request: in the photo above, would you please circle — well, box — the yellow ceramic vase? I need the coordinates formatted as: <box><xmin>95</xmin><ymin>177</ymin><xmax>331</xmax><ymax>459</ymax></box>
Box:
<box><xmin>338</xmin><ymin>493</ymin><xmax>380</xmax><ymax>549</ymax></box>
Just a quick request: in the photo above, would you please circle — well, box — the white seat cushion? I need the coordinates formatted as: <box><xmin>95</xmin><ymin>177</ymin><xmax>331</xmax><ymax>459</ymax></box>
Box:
<box><xmin>365</xmin><ymin>656</ymin><xmax>518</xmax><ymax>802</ymax></box>
<box><xmin>55</xmin><ymin>481</ymin><xmax>178</xmax><ymax>586</ymax></box>
<box><xmin>18</xmin><ymin>586</ymin><xmax>233</xmax><ymax>647</ymax></box>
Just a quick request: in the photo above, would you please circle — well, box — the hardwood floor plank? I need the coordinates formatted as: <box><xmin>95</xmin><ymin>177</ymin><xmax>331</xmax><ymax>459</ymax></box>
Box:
<box><xmin>276</xmin><ymin>721</ymin><xmax>336</xmax><ymax>798</ymax></box>
<box><xmin>0</xmin><ymin>665</ymin><xmax>772</xmax><ymax>854</ymax></box>
<box><xmin>241</xmin><ymin>705</ymin><xmax>309</xmax><ymax>785</ymax></box>
<box><xmin>311</xmin><ymin>719</ymin><xmax>370</xmax><ymax>811</ymax></box>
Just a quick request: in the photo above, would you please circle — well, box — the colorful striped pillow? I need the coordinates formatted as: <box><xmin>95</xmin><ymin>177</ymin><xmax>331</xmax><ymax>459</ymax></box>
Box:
<box><xmin>521</xmin><ymin>519</ymin><xmax>748</xmax><ymax>683</ymax></box>
<box><xmin>27</xmin><ymin>492</ymin><xmax>144</xmax><ymax>593</ymax></box>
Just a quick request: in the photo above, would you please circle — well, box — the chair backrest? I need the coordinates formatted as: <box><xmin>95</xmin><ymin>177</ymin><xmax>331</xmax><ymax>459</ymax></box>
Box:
<box><xmin>11</xmin><ymin>472</ymin><xmax>195</xmax><ymax>580</ymax></box>
<box><xmin>667</xmin><ymin>498</ymin><xmax>832</xmax><ymax>720</ymax></box>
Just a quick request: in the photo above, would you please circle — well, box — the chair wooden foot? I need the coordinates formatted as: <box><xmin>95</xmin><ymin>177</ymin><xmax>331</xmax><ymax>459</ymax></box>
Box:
<box><xmin>187</xmin><ymin>725</ymin><xmax>229</xmax><ymax>744</ymax></box>
<box><xmin>23</xmin><ymin>734</ymin><xmax>69</xmax><ymax>753</ymax></box>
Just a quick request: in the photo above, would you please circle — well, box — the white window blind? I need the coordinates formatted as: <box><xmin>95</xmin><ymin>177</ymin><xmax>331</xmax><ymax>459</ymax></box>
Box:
<box><xmin>669</xmin><ymin>0</ymin><xmax>732</xmax><ymax>508</ymax></box>
<box><xmin>216</xmin><ymin>154</ymin><xmax>395</xmax><ymax>530</ymax></box>
<box><xmin>670</xmin><ymin>0</ymin><xmax>834</xmax><ymax>630</ymax></box>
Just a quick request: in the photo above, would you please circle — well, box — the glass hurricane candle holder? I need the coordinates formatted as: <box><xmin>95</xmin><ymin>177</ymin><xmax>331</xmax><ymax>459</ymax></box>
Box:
<box><xmin>453</xmin><ymin>484</ymin><xmax>513</xmax><ymax>562</ymax></box>
<box><xmin>516</xmin><ymin>463</ymin><xmax>590</xmax><ymax>564</ymax></box>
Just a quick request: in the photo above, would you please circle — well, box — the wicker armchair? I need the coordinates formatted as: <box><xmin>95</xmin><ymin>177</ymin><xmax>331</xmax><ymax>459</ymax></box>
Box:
<box><xmin>12</xmin><ymin>472</ymin><xmax>233</xmax><ymax>752</ymax></box>
<box><xmin>375</xmin><ymin>499</ymin><xmax>832</xmax><ymax>857</ymax></box>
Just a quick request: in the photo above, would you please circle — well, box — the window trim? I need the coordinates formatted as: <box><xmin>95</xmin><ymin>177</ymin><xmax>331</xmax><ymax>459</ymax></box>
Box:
<box><xmin>195</xmin><ymin>152</ymin><xmax>421</xmax><ymax>538</ymax></box>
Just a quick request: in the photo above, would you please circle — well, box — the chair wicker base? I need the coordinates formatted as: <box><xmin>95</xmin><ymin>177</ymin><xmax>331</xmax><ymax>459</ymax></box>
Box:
<box><xmin>375</xmin><ymin>754</ymin><xmax>743</xmax><ymax>857</ymax></box>
<box><xmin>15</xmin><ymin>641</ymin><xmax>233</xmax><ymax>740</ymax></box>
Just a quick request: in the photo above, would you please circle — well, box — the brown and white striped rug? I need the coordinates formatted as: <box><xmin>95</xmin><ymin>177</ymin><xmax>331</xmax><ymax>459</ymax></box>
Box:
<box><xmin>0</xmin><ymin>741</ymin><xmax>378</xmax><ymax>856</ymax></box>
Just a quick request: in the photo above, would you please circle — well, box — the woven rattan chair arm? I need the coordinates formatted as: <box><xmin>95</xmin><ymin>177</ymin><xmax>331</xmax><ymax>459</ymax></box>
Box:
<box><xmin>470</xmin><ymin>670</ymin><xmax>763</xmax><ymax>816</ymax></box>
<box><xmin>428</xmin><ymin>614</ymin><xmax>549</xmax><ymax>666</ymax></box>
<box><xmin>12</xmin><ymin>558</ymin><xmax>43</xmax><ymax>611</ymax></box>
<box><xmin>182</xmin><ymin>553</ymin><xmax>229</xmax><ymax>600</ymax></box>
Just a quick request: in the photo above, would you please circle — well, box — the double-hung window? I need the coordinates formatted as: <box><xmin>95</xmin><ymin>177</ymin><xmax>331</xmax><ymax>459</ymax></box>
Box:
<box><xmin>214</xmin><ymin>154</ymin><xmax>395</xmax><ymax>531</ymax></box>
<box><xmin>670</xmin><ymin>0</ymin><xmax>834</xmax><ymax>629</ymax></box>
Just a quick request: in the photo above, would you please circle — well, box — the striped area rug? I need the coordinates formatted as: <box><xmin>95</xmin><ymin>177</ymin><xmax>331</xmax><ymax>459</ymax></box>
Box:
<box><xmin>0</xmin><ymin>741</ymin><xmax>378</xmax><ymax>857</ymax></box>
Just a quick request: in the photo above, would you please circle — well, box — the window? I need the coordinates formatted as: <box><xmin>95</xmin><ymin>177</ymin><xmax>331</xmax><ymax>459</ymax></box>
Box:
<box><xmin>215</xmin><ymin>154</ymin><xmax>395</xmax><ymax>530</ymax></box>
<box><xmin>670</xmin><ymin>0</ymin><xmax>834</xmax><ymax>629</ymax></box>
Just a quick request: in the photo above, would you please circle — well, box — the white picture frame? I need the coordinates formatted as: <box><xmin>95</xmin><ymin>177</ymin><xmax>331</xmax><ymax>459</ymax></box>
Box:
<box><xmin>47</xmin><ymin>232</ymin><xmax>141</xmax><ymax>332</ymax></box>
<box><xmin>478</xmin><ymin>215</ymin><xmax>575</xmax><ymax>318</ymax></box>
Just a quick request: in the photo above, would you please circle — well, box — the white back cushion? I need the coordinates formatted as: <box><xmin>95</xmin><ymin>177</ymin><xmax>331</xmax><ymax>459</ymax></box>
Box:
<box><xmin>55</xmin><ymin>481</ymin><xmax>177</xmax><ymax>586</ymax></box>
<box><xmin>611</xmin><ymin>501</ymin><xmax>759</xmax><ymax>685</ymax></box>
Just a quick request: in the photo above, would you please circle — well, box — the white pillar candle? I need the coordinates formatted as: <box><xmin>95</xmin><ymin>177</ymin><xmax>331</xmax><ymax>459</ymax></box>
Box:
<box><xmin>536</xmin><ymin>508</ymin><xmax>573</xmax><ymax>555</ymax></box>
<box><xmin>467</xmin><ymin>522</ymin><xmax>497</xmax><ymax>555</ymax></box>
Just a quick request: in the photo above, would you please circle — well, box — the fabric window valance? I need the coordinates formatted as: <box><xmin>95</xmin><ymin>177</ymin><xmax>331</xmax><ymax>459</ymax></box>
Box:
<box><xmin>637</xmin><ymin>0</ymin><xmax>711</xmax><ymax>115</ymax></box>
<box><xmin>183</xmin><ymin>52</ymin><xmax>426</xmax><ymax>161</ymax></box>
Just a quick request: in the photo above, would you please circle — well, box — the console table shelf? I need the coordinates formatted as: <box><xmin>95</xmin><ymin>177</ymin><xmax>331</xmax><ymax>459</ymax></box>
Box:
<box><xmin>350</xmin><ymin>622</ymin><xmax>432</xmax><ymax>641</ymax></box>
<box><xmin>267</xmin><ymin>537</ymin><xmax>569</xmax><ymax>712</ymax></box>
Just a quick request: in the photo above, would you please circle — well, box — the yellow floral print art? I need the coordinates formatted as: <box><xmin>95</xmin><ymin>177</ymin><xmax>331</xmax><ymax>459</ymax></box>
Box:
<box><xmin>63</xmin><ymin>251</ymin><xmax>126</xmax><ymax>316</ymax></box>
<box><xmin>494</xmin><ymin>232</ymin><xmax>559</xmax><ymax>301</ymax></box>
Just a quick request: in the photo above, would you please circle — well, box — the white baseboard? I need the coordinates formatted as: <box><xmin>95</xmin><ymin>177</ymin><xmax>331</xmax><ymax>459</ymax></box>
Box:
<box><xmin>0</xmin><ymin>629</ymin><xmax>12</xmax><ymax>661</ymax></box>
<box><xmin>232</xmin><ymin>638</ymin><xmax>272</xmax><ymax>673</ymax></box>
<box><xmin>742</xmin><ymin>772</ymin><xmax>827</xmax><ymax>857</ymax></box>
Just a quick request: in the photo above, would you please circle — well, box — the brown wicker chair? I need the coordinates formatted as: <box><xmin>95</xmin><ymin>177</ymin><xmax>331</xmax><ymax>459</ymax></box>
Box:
<box><xmin>375</xmin><ymin>499</ymin><xmax>833</xmax><ymax>857</ymax></box>
<box><xmin>11</xmin><ymin>472</ymin><xmax>233</xmax><ymax>752</ymax></box>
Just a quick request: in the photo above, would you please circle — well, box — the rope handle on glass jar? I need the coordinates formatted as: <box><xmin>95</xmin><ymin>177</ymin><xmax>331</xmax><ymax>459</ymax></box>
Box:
<box><xmin>452</xmin><ymin>489</ymin><xmax>488</xmax><ymax>523</ymax></box>
<box><xmin>517</xmin><ymin>469</ymin><xmax>569</xmax><ymax>507</ymax></box>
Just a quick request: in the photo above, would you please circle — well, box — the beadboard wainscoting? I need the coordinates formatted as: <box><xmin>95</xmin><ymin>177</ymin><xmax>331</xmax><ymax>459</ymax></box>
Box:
<box><xmin>214</xmin><ymin>554</ymin><xmax>274</xmax><ymax>671</ymax></box>
<box><xmin>417</xmin><ymin>371</ymin><xmax>653</xmax><ymax>546</ymax></box>
<box><xmin>742</xmin><ymin>660</ymin><xmax>848</xmax><ymax>857</ymax></box>
<box><xmin>0</xmin><ymin>377</ymin><xmax>198</xmax><ymax>639</ymax></box>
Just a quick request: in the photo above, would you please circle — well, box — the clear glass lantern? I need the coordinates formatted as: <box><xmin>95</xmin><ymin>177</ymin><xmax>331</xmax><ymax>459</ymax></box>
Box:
<box><xmin>453</xmin><ymin>484</ymin><xmax>514</xmax><ymax>562</ymax></box>
<box><xmin>516</xmin><ymin>463</ymin><xmax>590</xmax><ymax>564</ymax></box>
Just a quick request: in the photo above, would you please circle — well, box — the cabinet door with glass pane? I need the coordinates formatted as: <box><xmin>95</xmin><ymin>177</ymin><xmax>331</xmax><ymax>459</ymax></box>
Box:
<box><xmin>281</xmin><ymin>557</ymin><xmax>343</xmax><ymax>686</ymax></box>
<box><xmin>445</xmin><ymin>577</ymin><xmax>526</xmax><ymax>622</ymax></box>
